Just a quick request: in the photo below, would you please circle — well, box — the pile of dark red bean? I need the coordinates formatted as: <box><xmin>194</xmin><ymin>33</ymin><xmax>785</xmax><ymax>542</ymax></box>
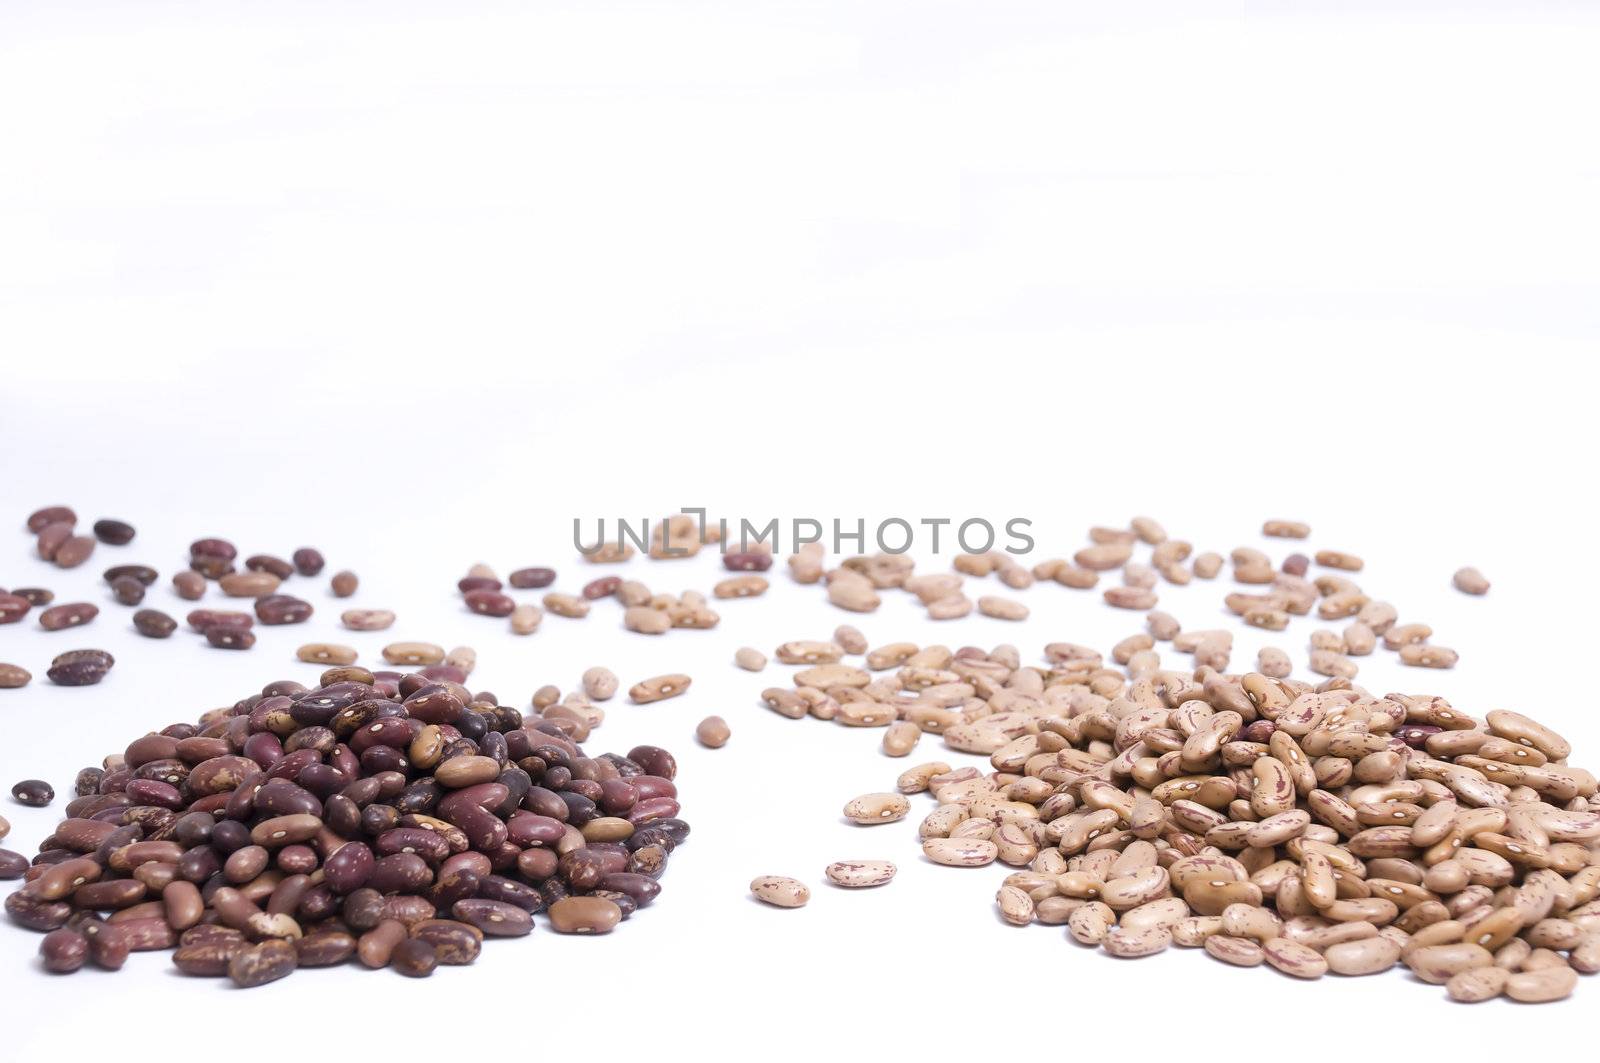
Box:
<box><xmin>3</xmin><ymin>669</ymin><xmax>686</xmax><ymax>984</ymax></box>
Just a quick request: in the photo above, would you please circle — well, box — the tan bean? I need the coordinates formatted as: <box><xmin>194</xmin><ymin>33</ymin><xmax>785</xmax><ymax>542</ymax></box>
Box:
<box><xmin>881</xmin><ymin>720</ymin><xmax>921</xmax><ymax>758</ymax></box>
<box><xmin>843</xmin><ymin>793</ymin><xmax>911</xmax><ymax>825</ymax></box>
<box><xmin>1324</xmin><ymin>936</ymin><xmax>1401</xmax><ymax>976</ymax></box>
<box><xmin>1400</xmin><ymin>643</ymin><xmax>1458</xmax><ymax>669</ymax></box>
<box><xmin>628</xmin><ymin>673</ymin><xmax>691</xmax><ymax>703</ymax></box>
<box><xmin>694</xmin><ymin>716</ymin><xmax>730</xmax><ymax>748</ymax></box>
<box><xmin>734</xmin><ymin>647</ymin><xmax>768</xmax><ymax>671</ymax></box>
<box><xmin>978</xmin><ymin>596</ymin><xmax>1029</xmax><ymax>621</ymax></box>
<box><xmin>341</xmin><ymin>609</ymin><xmax>395</xmax><ymax>631</ymax></box>
<box><xmin>296</xmin><ymin>643</ymin><xmax>357</xmax><ymax>665</ymax></box>
<box><xmin>1447</xmin><ymin>965</ymin><xmax>1510</xmax><ymax>1002</ymax></box>
<box><xmin>1452</xmin><ymin>566</ymin><xmax>1490</xmax><ymax>595</ymax></box>
<box><xmin>381</xmin><ymin>642</ymin><xmax>444</xmax><ymax>666</ymax></box>
<box><xmin>1263</xmin><ymin>520</ymin><xmax>1310</xmax><ymax>539</ymax></box>
<box><xmin>1504</xmin><ymin>965</ymin><xmax>1577</xmax><ymax>1003</ymax></box>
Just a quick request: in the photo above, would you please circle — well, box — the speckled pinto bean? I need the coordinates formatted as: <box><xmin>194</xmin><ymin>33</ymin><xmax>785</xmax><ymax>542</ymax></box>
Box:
<box><xmin>751</xmin><ymin>876</ymin><xmax>810</xmax><ymax>908</ymax></box>
<box><xmin>843</xmin><ymin>793</ymin><xmax>911</xmax><ymax>824</ymax></box>
<box><xmin>825</xmin><ymin>860</ymin><xmax>896</xmax><ymax>888</ymax></box>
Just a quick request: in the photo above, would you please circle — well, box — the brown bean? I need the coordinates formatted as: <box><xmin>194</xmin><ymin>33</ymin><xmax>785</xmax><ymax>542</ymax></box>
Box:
<box><xmin>547</xmin><ymin>896</ymin><xmax>623</xmax><ymax>933</ymax></box>
<box><xmin>228</xmin><ymin>939</ymin><xmax>298</xmax><ymax>987</ymax></box>
<box><xmin>172</xmin><ymin>571</ymin><xmax>206</xmax><ymax>600</ymax></box>
<box><xmin>54</xmin><ymin>535</ymin><xmax>97</xmax><ymax>569</ymax></box>
<box><xmin>695</xmin><ymin>716</ymin><xmax>730</xmax><ymax>748</ymax></box>
<box><xmin>27</xmin><ymin>506</ymin><xmax>76</xmax><ymax>533</ymax></box>
<box><xmin>629</xmin><ymin>673</ymin><xmax>691</xmax><ymax>704</ymax></box>
<box><xmin>133</xmin><ymin>609</ymin><xmax>177</xmax><ymax>638</ymax></box>
<box><xmin>330</xmin><ymin>571</ymin><xmax>359</xmax><ymax>597</ymax></box>
<box><xmin>342</xmin><ymin>608</ymin><xmax>396</xmax><ymax>631</ymax></box>
<box><xmin>39</xmin><ymin>603</ymin><xmax>97</xmax><ymax>631</ymax></box>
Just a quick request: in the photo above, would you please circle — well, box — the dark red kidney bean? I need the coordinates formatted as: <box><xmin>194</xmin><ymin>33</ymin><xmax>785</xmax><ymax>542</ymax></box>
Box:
<box><xmin>0</xmin><ymin>848</ymin><xmax>30</xmax><ymax>879</ymax></box>
<box><xmin>631</xmin><ymin>775</ymin><xmax>677</xmax><ymax>801</ymax></box>
<box><xmin>255</xmin><ymin>594</ymin><xmax>312</xmax><ymax>624</ymax></box>
<box><xmin>628</xmin><ymin>844</ymin><xmax>669</xmax><ymax>878</ymax></box>
<box><xmin>1282</xmin><ymin>553</ymin><xmax>1310</xmax><ymax>576</ymax></box>
<box><xmin>464</xmin><ymin>589</ymin><xmax>515</xmax><ymax>617</ymax></box>
<box><xmin>12</xmin><ymin>779</ymin><xmax>54</xmax><ymax>806</ymax></box>
<box><xmin>428</xmin><ymin>866</ymin><xmax>481</xmax><ymax>910</ymax></box>
<box><xmin>124</xmin><ymin>779</ymin><xmax>183</xmax><ymax>810</ymax></box>
<box><xmin>40</xmin><ymin>602</ymin><xmax>97</xmax><ymax>631</ymax></box>
<box><xmin>74</xmin><ymin>767</ymin><xmax>106</xmax><ymax>795</ymax></box>
<box><xmin>390</xmin><ymin>937</ymin><xmax>437</xmax><ymax>977</ymax></box>
<box><xmin>296</xmin><ymin>887</ymin><xmax>340</xmax><ymax>927</ymax></box>
<box><xmin>54</xmin><ymin>535</ymin><xmax>97</xmax><ymax>568</ymax></box>
<box><xmin>376</xmin><ymin>828</ymin><xmax>451</xmax><ymax>863</ymax></box>
<box><xmin>7</xmin><ymin>890</ymin><xmax>72</xmax><ymax>930</ymax></box>
<box><xmin>723</xmin><ymin>551</ymin><xmax>773</xmax><ymax>571</ymax></box>
<box><xmin>477</xmin><ymin>875</ymin><xmax>543</xmax><ymax>912</ymax></box>
<box><xmin>92</xmin><ymin>519</ymin><xmax>136</xmax><ymax>545</ymax></box>
<box><xmin>83</xmin><ymin>921</ymin><xmax>131</xmax><ymax>969</ymax></box>
<box><xmin>76</xmin><ymin>879</ymin><xmax>148</xmax><ymax>909</ymax></box>
<box><xmin>342</xmin><ymin>888</ymin><xmax>385</xmax><ymax>931</ymax></box>
<box><xmin>54</xmin><ymin>648</ymin><xmax>114</xmax><ymax>670</ymax></box>
<box><xmin>591</xmin><ymin>889</ymin><xmax>637</xmax><ymax>920</ymax></box>
<box><xmin>0</xmin><ymin>593</ymin><xmax>30</xmax><ymax>623</ymax></box>
<box><xmin>27</xmin><ymin>506</ymin><xmax>76</xmax><ymax>533</ymax></box>
<box><xmin>13</xmin><ymin>587</ymin><xmax>53</xmax><ymax>606</ymax></box>
<box><xmin>648</xmin><ymin>817</ymin><xmax>690</xmax><ymax>845</ymax></box>
<box><xmin>190</xmin><ymin>538</ymin><xmax>237</xmax><ymax>560</ymax></box>
<box><xmin>244</xmin><ymin>554</ymin><xmax>295</xmax><ymax>579</ymax></box>
<box><xmin>40</xmin><ymin>928</ymin><xmax>89</xmax><ymax>972</ymax></box>
<box><xmin>411</xmin><ymin>920</ymin><xmax>480</xmax><ymax>965</ymax></box>
<box><xmin>111</xmin><ymin>576</ymin><xmax>145</xmax><ymax>606</ymax></box>
<box><xmin>292</xmin><ymin>548</ymin><xmax>325</xmax><ymax>576</ymax></box>
<box><xmin>132</xmin><ymin>609</ymin><xmax>176</xmax><ymax>638</ymax></box>
<box><xmin>296</xmin><ymin>929</ymin><xmax>356</xmax><ymax>967</ymax></box>
<box><xmin>229</xmin><ymin>939</ymin><xmax>298</xmax><ymax>987</ymax></box>
<box><xmin>627</xmin><ymin>745</ymin><xmax>677</xmax><ymax>780</ymax></box>
<box><xmin>187</xmin><ymin>608</ymin><xmax>253</xmax><ymax>632</ymax></box>
<box><xmin>104</xmin><ymin>565</ymin><xmax>158</xmax><ymax>586</ymax></box>
<box><xmin>457</xmin><ymin>576</ymin><xmax>501</xmax><ymax>594</ymax></box>
<box><xmin>276</xmin><ymin>844</ymin><xmax>318</xmax><ymax>875</ymax></box>
<box><xmin>189</xmin><ymin>553</ymin><xmax>234</xmax><ymax>579</ymax></box>
<box><xmin>37</xmin><ymin>522</ymin><xmax>74</xmax><ymax>560</ymax></box>
<box><xmin>172</xmin><ymin>939</ymin><xmax>247</xmax><ymax>976</ymax></box>
<box><xmin>451</xmin><ymin>898</ymin><xmax>532</xmax><ymax>937</ymax></box>
<box><xmin>582</xmin><ymin>576</ymin><xmax>621</xmax><ymax>599</ymax></box>
<box><xmin>506</xmin><ymin>812</ymin><xmax>565</xmax><ymax>847</ymax></box>
<box><xmin>508</xmin><ymin>567</ymin><xmax>556</xmax><ymax>589</ymax></box>
<box><xmin>171</xmin><ymin>570</ymin><xmax>206</xmax><ymax>600</ymax></box>
<box><xmin>597</xmin><ymin>872</ymin><xmax>660</xmax><ymax>906</ymax></box>
<box><xmin>205</xmin><ymin>626</ymin><xmax>256</xmax><ymax>650</ymax></box>
<box><xmin>369</xmin><ymin>853</ymin><xmax>432</xmax><ymax>894</ymax></box>
<box><xmin>597</xmin><ymin>779</ymin><xmax>639</xmax><ymax>813</ymax></box>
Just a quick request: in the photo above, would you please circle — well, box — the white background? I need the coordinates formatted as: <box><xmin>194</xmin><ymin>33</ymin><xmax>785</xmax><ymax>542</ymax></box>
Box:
<box><xmin>2</xmin><ymin>0</ymin><xmax>1598</xmax><ymax>1057</ymax></box>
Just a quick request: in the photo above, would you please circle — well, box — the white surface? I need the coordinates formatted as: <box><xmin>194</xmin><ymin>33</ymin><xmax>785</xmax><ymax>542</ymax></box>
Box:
<box><xmin>2</xmin><ymin>0</ymin><xmax>1598</xmax><ymax>1058</ymax></box>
